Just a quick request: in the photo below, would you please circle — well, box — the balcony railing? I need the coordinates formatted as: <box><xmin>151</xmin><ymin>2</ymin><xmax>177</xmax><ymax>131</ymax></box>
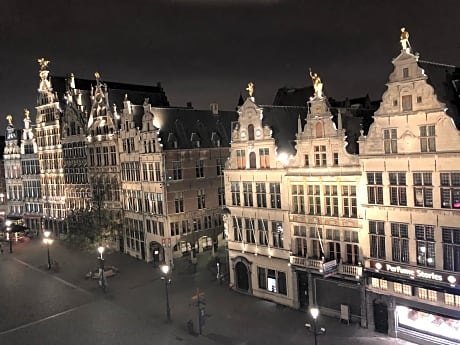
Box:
<box><xmin>290</xmin><ymin>255</ymin><xmax>323</xmax><ymax>270</ymax></box>
<box><xmin>339</xmin><ymin>263</ymin><xmax>363</xmax><ymax>277</ymax></box>
<box><xmin>290</xmin><ymin>254</ymin><xmax>362</xmax><ymax>278</ymax></box>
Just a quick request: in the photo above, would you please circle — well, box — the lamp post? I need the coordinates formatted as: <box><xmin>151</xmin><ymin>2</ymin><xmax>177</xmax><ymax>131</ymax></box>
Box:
<box><xmin>160</xmin><ymin>264</ymin><xmax>171</xmax><ymax>322</ymax></box>
<box><xmin>43</xmin><ymin>231</ymin><xmax>53</xmax><ymax>269</ymax></box>
<box><xmin>305</xmin><ymin>307</ymin><xmax>325</xmax><ymax>345</ymax></box>
<box><xmin>98</xmin><ymin>246</ymin><xmax>106</xmax><ymax>292</ymax></box>
<box><xmin>5</xmin><ymin>220</ymin><xmax>12</xmax><ymax>253</ymax></box>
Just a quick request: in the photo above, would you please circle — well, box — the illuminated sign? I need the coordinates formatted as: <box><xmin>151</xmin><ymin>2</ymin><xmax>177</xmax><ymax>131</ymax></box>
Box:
<box><xmin>371</xmin><ymin>261</ymin><xmax>458</xmax><ymax>286</ymax></box>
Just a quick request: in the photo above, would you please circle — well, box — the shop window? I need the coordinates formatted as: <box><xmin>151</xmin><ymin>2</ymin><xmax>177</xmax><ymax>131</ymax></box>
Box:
<box><xmin>418</xmin><ymin>288</ymin><xmax>437</xmax><ymax>302</ymax></box>
<box><xmin>371</xmin><ymin>277</ymin><xmax>387</xmax><ymax>290</ymax></box>
<box><xmin>444</xmin><ymin>293</ymin><xmax>460</xmax><ymax>307</ymax></box>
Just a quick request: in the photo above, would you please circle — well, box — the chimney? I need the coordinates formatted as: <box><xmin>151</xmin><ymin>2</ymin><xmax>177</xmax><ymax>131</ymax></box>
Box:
<box><xmin>186</xmin><ymin>101</ymin><xmax>193</xmax><ymax>109</ymax></box>
<box><xmin>210</xmin><ymin>103</ymin><xmax>219</xmax><ymax>115</ymax></box>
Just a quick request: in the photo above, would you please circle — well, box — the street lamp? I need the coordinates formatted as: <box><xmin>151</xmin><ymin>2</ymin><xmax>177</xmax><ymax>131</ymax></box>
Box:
<box><xmin>5</xmin><ymin>220</ymin><xmax>12</xmax><ymax>253</ymax></box>
<box><xmin>98</xmin><ymin>245</ymin><xmax>105</xmax><ymax>260</ymax></box>
<box><xmin>305</xmin><ymin>307</ymin><xmax>325</xmax><ymax>345</ymax></box>
<box><xmin>43</xmin><ymin>230</ymin><xmax>53</xmax><ymax>270</ymax></box>
<box><xmin>97</xmin><ymin>246</ymin><xmax>106</xmax><ymax>292</ymax></box>
<box><xmin>160</xmin><ymin>264</ymin><xmax>171</xmax><ymax>322</ymax></box>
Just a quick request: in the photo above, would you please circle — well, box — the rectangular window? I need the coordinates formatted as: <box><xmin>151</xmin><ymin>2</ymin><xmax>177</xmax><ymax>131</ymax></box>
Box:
<box><xmin>218</xmin><ymin>186</ymin><xmax>225</xmax><ymax>206</ymax></box>
<box><xmin>231</xmin><ymin>182</ymin><xmax>241</xmax><ymax>206</ymax></box>
<box><xmin>402</xmin><ymin>95</ymin><xmax>412</xmax><ymax>111</ymax></box>
<box><xmin>292</xmin><ymin>185</ymin><xmax>305</xmax><ymax>214</ymax></box>
<box><xmin>258</xmin><ymin>219</ymin><xmax>269</xmax><ymax>246</ymax></box>
<box><xmin>196</xmin><ymin>159</ymin><xmax>204</xmax><ymax>178</ymax></box>
<box><xmin>172</xmin><ymin>161</ymin><xmax>182</xmax><ymax>180</ymax></box>
<box><xmin>415</xmin><ymin>224</ymin><xmax>435</xmax><ymax>267</ymax></box>
<box><xmin>367</xmin><ymin>172</ymin><xmax>383</xmax><ymax>204</ymax></box>
<box><xmin>419</xmin><ymin>125</ymin><xmax>436</xmax><ymax>152</ymax></box>
<box><xmin>233</xmin><ymin>217</ymin><xmax>242</xmax><ymax>242</ymax></box>
<box><xmin>333</xmin><ymin>152</ymin><xmax>339</xmax><ymax>165</ymax></box>
<box><xmin>440</xmin><ymin>172</ymin><xmax>460</xmax><ymax>209</ymax></box>
<box><xmin>216</xmin><ymin>158</ymin><xmax>225</xmax><ymax>176</ymax></box>
<box><xmin>197</xmin><ymin>189</ymin><xmax>206</xmax><ymax>209</ymax></box>
<box><xmin>413</xmin><ymin>172</ymin><xmax>433</xmax><ymax>207</ymax></box>
<box><xmin>444</xmin><ymin>293</ymin><xmax>460</xmax><ymax>307</ymax></box>
<box><xmin>269</xmin><ymin>183</ymin><xmax>281</xmax><ymax>209</ymax></box>
<box><xmin>236</xmin><ymin>150</ymin><xmax>246</xmax><ymax>169</ymax></box>
<box><xmin>245</xmin><ymin>218</ymin><xmax>255</xmax><ymax>243</ymax></box>
<box><xmin>305</xmin><ymin>154</ymin><xmax>310</xmax><ymax>167</ymax></box>
<box><xmin>256</xmin><ymin>183</ymin><xmax>267</xmax><ymax>208</ymax></box>
<box><xmin>314</xmin><ymin>145</ymin><xmax>327</xmax><ymax>166</ymax></box>
<box><xmin>383</xmin><ymin>128</ymin><xmax>398</xmax><ymax>153</ymax></box>
<box><xmin>403</xmin><ymin>67</ymin><xmax>409</xmax><ymax>78</ymax></box>
<box><xmin>272</xmin><ymin>222</ymin><xmax>284</xmax><ymax>248</ymax></box>
<box><xmin>259</xmin><ymin>148</ymin><xmax>270</xmax><ymax>168</ymax></box>
<box><xmin>389</xmin><ymin>172</ymin><xmax>407</xmax><ymax>206</ymax></box>
<box><xmin>325</xmin><ymin>185</ymin><xmax>338</xmax><ymax>216</ymax></box>
<box><xmin>307</xmin><ymin>185</ymin><xmax>321</xmax><ymax>215</ymax></box>
<box><xmin>293</xmin><ymin>225</ymin><xmax>308</xmax><ymax>257</ymax></box>
<box><xmin>418</xmin><ymin>288</ymin><xmax>437</xmax><ymax>302</ymax></box>
<box><xmin>391</xmin><ymin>223</ymin><xmax>409</xmax><ymax>262</ymax></box>
<box><xmin>369</xmin><ymin>220</ymin><xmax>385</xmax><ymax>259</ymax></box>
<box><xmin>243</xmin><ymin>182</ymin><xmax>253</xmax><ymax>207</ymax></box>
<box><xmin>442</xmin><ymin>227</ymin><xmax>460</xmax><ymax>272</ymax></box>
<box><xmin>371</xmin><ymin>278</ymin><xmax>388</xmax><ymax>290</ymax></box>
<box><xmin>342</xmin><ymin>185</ymin><xmax>357</xmax><ymax>218</ymax></box>
<box><xmin>257</xmin><ymin>267</ymin><xmax>267</xmax><ymax>290</ymax></box>
<box><xmin>174</xmin><ymin>192</ymin><xmax>184</xmax><ymax>213</ymax></box>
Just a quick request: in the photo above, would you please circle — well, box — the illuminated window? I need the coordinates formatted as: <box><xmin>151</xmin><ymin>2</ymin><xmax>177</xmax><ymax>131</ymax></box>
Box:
<box><xmin>394</xmin><ymin>282</ymin><xmax>403</xmax><ymax>293</ymax></box>
<box><xmin>416</xmin><ymin>224</ymin><xmax>435</xmax><ymax>267</ymax></box>
<box><xmin>371</xmin><ymin>278</ymin><xmax>387</xmax><ymax>290</ymax></box>
<box><xmin>236</xmin><ymin>150</ymin><xmax>246</xmax><ymax>169</ymax></box>
<box><xmin>257</xmin><ymin>267</ymin><xmax>287</xmax><ymax>295</ymax></box>
<box><xmin>413</xmin><ymin>172</ymin><xmax>433</xmax><ymax>207</ymax></box>
<box><xmin>419</xmin><ymin>125</ymin><xmax>436</xmax><ymax>152</ymax></box>
<box><xmin>440</xmin><ymin>172</ymin><xmax>460</xmax><ymax>209</ymax></box>
<box><xmin>259</xmin><ymin>148</ymin><xmax>270</xmax><ymax>168</ymax></box>
<box><xmin>444</xmin><ymin>293</ymin><xmax>460</xmax><ymax>307</ymax></box>
<box><xmin>418</xmin><ymin>288</ymin><xmax>437</xmax><ymax>302</ymax></box>
<box><xmin>383</xmin><ymin>128</ymin><xmax>398</xmax><ymax>153</ymax></box>
<box><xmin>394</xmin><ymin>282</ymin><xmax>412</xmax><ymax>296</ymax></box>
<box><xmin>389</xmin><ymin>172</ymin><xmax>407</xmax><ymax>206</ymax></box>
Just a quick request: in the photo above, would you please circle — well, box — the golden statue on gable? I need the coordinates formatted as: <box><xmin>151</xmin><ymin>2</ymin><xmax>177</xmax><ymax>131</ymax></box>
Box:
<box><xmin>309</xmin><ymin>68</ymin><xmax>323</xmax><ymax>98</ymax></box>
<box><xmin>400</xmin><ymin>27</ymin><xmax>411</xmax><ymax>51</ymax></box>
<box><xmin>246</xmin><ymin>82</ymin><xmax>254</xmax><ymax>97</ymax></box>
<box><xmin>37</xmin><ymin>58</ymin><xmax>50</xmax><ymax>71</ymax></box>
<box><xmin>24</xmin><ymin>108</ymin><xmax>30</xmax><ymax>119</ymax></box>
<box><xmin>6</xmin><ymin>114</ymin><xmax>13</xmax><ymax>126</ymax></box>
<box><xmin>94</xmin><ymin>72</ymin><xmax>101</xmax><ymax>80</ymax></box>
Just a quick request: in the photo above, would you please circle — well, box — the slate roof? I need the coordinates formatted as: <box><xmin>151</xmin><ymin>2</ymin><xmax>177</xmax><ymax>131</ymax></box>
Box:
<box><xmin>273</xmin><ymin>86</ymin><xmax>313</xmax><ymax>106</ymax></box>
<box><xmin>50</xmin><ymin>76</ymin><xmax>170</xmax><ymax>112</ymax></box>
<box><xmin>132</xmin><ymin>106</ymin><xmax>238</xmax><ymax>150</ymax></box>
<box><xmin>418</xmin><ymin>60</ymin><xmax>460</xmax><ymax>127</ymax></box>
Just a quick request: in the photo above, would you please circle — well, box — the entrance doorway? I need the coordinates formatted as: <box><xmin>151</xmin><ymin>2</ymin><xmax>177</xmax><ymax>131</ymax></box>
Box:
<box><xmin>297</xmin><ymin>271</ymin><xmax>309</xmax><ymax>308</ymax></box>
<box><xmin>150</xmin><ymin>242</ymin><xmax>163</xmax><ymax>267</ymax></box>
<box><xmin>373</xmin><ymin>301</ymin><xmax>388</xmax><ymax>334</ymax></box>
<box><xmin>235</xmin><ymin>261</ymin><xmax>249</xmax><ymax>291</ymax></box>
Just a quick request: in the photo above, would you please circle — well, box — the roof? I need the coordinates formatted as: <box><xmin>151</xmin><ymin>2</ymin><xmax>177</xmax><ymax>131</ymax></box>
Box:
<box><xmin>418</xmin><ymin>60</ymin><xmax>460</xmax><ymax>127</ymax></box>
<box><xmin>272</xmin><ymin>86</ymin><xmax>314</xmax><ymax>106</ymax></box>
<box><xmin>133</xmin><ymin>106</ymin><xmax>238</xmax><ymax>150</ymax></box>
<box><xmin>50</xmin><ymin>75</ymin><xmax>170</xmax><ymax>111</ymax></box>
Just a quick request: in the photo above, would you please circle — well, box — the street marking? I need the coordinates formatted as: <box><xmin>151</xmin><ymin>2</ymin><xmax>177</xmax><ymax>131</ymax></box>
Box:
<box><xmin>13</xmin><ymin>258</ymin><xmax>92</xmax><ymax>296</ymax></box>
<box><xmin>0</xmin><ymin>304</ymin><xmax>86</xmax><ymax>336</ymax></box>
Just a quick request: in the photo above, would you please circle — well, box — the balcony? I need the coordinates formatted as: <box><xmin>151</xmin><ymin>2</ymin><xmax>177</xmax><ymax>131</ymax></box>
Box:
<box><xmin>338</xmin><ymin>262</ymin><xmax>363</xmax><ymax>278</ymax></box>
<box><xmin>290</xmin><ymin>255</ymin><xmax>323</xmax><ymax>270</ymax></box>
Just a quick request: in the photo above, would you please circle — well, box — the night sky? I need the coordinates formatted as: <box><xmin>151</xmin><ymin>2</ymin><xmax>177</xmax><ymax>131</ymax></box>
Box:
<box><xmin>1</xmin><ymin>0</ymin><xmax>459</xmax><ymax>131</ymax></box>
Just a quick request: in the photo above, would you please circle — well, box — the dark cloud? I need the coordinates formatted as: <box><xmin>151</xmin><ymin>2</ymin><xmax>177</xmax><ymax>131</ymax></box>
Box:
<box><xmin>1</xmin><ymin>0</ymin><xmax>459</xmax><ymax>130</ymax></box>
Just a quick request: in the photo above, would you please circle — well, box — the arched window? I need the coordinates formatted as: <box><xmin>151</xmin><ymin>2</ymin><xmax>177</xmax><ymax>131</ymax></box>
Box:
<box><xmin>248</xmin><ymin>124</ymin><xmax>255</xmax><ymax>141</ymax></box>
<box><xmin>315</xmin><ymin>122</ymin><xmax>323</xmax><ymax>138</ymax></box>
<box><xmin>249</xmin><ymin>152</ymin><xmax>256</xmax><ymax>168</ymax></box>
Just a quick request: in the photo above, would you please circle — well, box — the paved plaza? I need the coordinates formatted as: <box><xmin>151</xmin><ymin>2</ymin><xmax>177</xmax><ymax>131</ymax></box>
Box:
<box><xmin>0</xmin><ymin>238</ymin><xmax>415</xmax><ymax>345</ymax></box>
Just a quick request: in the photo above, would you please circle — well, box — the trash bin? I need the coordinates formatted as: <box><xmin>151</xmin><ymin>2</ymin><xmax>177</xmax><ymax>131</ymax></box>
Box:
<box><xmin>187</xmin><ymin>319</ymin><xmax>194</xmax><ymax>334</ymax></box>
